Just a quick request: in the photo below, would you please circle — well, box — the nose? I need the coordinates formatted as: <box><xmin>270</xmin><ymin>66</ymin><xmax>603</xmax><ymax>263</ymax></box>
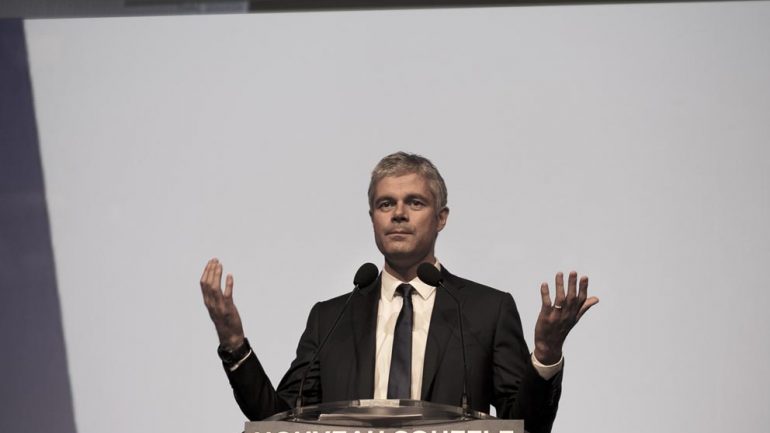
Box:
<box><xmin>391</xmin><ymin>202</ymin><xmax>408</xmax><ymax>223</ymax></box>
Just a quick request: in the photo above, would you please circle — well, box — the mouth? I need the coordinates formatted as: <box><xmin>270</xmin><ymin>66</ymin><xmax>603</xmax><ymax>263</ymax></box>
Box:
<box><xmin>387</xmin><ymin>230</ymin><xmax>413</xmax><ymax>236</ymax></box>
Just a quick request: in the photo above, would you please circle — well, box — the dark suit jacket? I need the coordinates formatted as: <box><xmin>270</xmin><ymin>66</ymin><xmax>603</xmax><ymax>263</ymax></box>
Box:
<box><xmin>224</xmin><ymin>267</ymin><xmax>562</xmax><ymax>433</ymax></box>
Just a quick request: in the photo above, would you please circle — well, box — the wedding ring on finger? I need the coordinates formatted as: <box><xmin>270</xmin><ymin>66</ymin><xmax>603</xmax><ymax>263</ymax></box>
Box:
<box><xmin>553</xmin><ymin>305</ymin><xmax>563</xmax><ymax>309</ymax></box>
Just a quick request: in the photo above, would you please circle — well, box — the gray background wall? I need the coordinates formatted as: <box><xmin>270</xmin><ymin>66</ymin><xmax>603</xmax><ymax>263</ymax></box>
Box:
<box><xmin>19</xmin><ymin>1</ymin><xmax>770</xmax><ymax>432</ymax></box>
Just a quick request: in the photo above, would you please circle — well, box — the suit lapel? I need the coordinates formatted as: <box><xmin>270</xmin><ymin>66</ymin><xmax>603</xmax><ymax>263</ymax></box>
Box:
<box><xmin>421</xmin><ymin>267</ymin><xmax>465</xmax><ymax>400</ymax></box>
<box><xmin>350</xmin><ymin>275</ymin><xmax>380</xmax><ymax>398</ymax></box>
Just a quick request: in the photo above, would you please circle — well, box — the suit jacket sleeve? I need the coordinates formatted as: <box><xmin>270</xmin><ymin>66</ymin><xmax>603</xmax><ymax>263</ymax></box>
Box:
<box><xmin>493</xmin><ymin>292</ymin><xmax>562</xmax><ymax>433</ymax></box>
<box><xmin>223</xmin><ymin>302</ymin><xmax>323</xmax><ymax>420</ymax></box>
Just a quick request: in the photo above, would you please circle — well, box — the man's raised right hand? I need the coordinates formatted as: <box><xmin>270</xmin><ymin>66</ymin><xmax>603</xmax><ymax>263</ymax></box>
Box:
<box><xmin>200</xmin><ymin>258</ymin><xmax>245</xmax><ymax>351</ymax></box>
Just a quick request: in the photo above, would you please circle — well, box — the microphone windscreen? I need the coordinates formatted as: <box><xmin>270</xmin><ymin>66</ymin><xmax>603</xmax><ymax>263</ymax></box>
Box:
<box><xmin>417</xmin><ymin>262</ymin><xmax>443</xmax><ymax>286</ymax></box>
<box><xmin>353</xmin><ymin>262</ymin><xmax>379</xmax><ymax>287</ymax></box>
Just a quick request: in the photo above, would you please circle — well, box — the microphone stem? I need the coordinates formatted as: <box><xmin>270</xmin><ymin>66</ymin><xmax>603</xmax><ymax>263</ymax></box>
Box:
<box><xmin>295</xmin><ymin>284</ymin><xmax>360</xmax><ymax>412</ymax></box>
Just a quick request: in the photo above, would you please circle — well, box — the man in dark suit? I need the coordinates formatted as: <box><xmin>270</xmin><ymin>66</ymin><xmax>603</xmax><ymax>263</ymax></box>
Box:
<box><xmin>200</xmin><ymin>152</ymin><xmax>598</xmax><ymax>433</ymax></box>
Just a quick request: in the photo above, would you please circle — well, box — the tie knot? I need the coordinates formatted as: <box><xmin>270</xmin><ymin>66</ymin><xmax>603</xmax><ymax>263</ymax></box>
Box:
<box><xmin>395</xmin><ymin>283</ymin><xmax>414</xmax><ymax>298</ymax></box>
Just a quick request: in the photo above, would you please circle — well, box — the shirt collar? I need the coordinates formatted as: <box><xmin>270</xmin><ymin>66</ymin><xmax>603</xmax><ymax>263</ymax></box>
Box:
<box><xmin>380</xmin><ymin>260</ymin><xmax>441</xmax><ymax>301</ymax></box>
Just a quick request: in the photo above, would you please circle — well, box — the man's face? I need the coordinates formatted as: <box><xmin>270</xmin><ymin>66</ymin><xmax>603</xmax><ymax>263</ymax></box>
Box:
<box><xmin>370</xmin><ymin>173</ymin><xmax>448</xmax><ymax>268</ymax></box>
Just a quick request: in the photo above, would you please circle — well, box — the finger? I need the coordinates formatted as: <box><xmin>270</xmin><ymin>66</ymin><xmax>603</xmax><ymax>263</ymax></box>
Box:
<box><xmin>540</xmin><ymin>282</ymin><xmax>552</xmax><ymax>310</ymax></box>
<box><xmin>578</xmin><ymin>276</ymin><xmax>589</xmax><ymax>305</ymax></box>
<box><xmin>204</xmin><ymin>258</ymin><xmax>218</xmax><ymax>289</ymax></box>
<box><xmin>224</xmin><ymin>274</ymin><xmax>234</xmax><ymax>299</ymax></box>
<box><xmin>200</xmin><ymin>259</ymin><xmax>212</xmax><ymax>284</ymax></box>
<box><xmin>554</xmin><ymin>272</ymin><xmax>566</xmax><ymax>307</ymax></box>
<box><xmin>564</xmin><ymin>271</ymin><xmax>578</xmax><ymax>314</ymax></box>
<box><xmin>201</xmin><ymin>259</ymin><xmax>216</xmax><ymax>294</ymax></box>
<box><xmin>213</xmin><ymin>262</ymin><xmax>223</xmax><ymax>292</ymax></box>
<box><xmin>576</xmin><ymin>297</ymin><xmax>599</xmax><ymax>321</ymax></box>
<box><xmin>567</xmin><ymin>271</ymin><xmax>577</xmax><ymax>306</ymax></box>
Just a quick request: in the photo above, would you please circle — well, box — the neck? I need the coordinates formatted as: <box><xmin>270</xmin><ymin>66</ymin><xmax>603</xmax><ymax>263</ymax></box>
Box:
<box><xmin>384</xmin><ymin>253</ymin><xmax>436</xmax><ymax>282</ymax></box>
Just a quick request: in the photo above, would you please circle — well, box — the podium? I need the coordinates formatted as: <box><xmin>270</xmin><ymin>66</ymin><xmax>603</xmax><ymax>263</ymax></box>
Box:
<box><xmin>244</xmin><ymin>400</ymin><xmax>526</xmax><ymax>433</ymax></box>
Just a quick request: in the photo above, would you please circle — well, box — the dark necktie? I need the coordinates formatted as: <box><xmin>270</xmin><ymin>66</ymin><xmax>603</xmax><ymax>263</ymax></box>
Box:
<box><xmin>388</xmin><ymin>283</ymin><xmax>414</xmax><ymax>399</ymax></box>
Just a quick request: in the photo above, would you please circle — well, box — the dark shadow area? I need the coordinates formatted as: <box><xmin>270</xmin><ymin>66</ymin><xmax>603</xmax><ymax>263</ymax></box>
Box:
<box><xmin>0</xmin><ymin>18</ymin><xmax>78</xmax><ymax>433</ymax></box>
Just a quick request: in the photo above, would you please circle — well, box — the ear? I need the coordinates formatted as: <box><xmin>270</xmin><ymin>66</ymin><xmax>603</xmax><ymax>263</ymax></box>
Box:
<box><xmin>436</xmin><ymin>207</ymin><xmax>449</xmax><ymax>232</ymax></box>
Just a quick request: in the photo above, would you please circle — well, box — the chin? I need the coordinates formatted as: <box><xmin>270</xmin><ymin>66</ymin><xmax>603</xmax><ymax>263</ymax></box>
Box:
<box><xmin>384</xmin><ymin>248</ymin><xmax>427</xmax><ymax>265</ymax></box>
<box><xmin>383</xmin><ymin>248</ymin><xmax>412</xmax><ymax>258</ymax></box>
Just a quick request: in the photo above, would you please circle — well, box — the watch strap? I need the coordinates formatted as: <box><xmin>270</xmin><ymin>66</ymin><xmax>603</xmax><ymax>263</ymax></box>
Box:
<box><xmin>217</xmin><ymin>338</ymin><xmax>251</xmax><ymax>366</ymax></box>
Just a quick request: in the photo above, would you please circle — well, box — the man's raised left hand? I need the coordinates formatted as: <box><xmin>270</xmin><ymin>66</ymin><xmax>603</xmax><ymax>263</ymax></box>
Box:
<box><xmin>533</xmin><ymin>271</ymin><xmax>599</xmax><ymax>365</ymax></box>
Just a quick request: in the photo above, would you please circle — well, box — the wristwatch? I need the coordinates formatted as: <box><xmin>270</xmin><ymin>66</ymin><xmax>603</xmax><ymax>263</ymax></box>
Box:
<box><xmin>217</xmin><ymin>338</ymin><xmax>251</xmax><ymax>366</ymax></box>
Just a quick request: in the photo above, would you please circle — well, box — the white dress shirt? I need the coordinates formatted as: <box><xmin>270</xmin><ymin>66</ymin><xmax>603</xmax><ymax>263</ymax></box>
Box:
<box><xmin>373</xmin><ymin>265</ymin><xmax>437</xmax><ymax>399</ymax></box>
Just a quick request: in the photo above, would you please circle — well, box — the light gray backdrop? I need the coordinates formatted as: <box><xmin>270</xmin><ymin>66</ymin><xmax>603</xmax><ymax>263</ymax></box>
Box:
<box><xmin>24</xmin><ymin>2</ymin><xmax>770</xmax><ymax>432</ymax></box>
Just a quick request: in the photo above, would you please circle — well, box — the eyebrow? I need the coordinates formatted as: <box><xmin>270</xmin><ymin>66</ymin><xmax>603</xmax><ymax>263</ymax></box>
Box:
<box><xmin>405</xmin><ymin>193</ymin><xmax>430</xmax><ymax>202</ymax></box>
<box><xmin>374</xmin><ymin>193</ymin><xmax>431</xmax><ymax>204</ymax></box>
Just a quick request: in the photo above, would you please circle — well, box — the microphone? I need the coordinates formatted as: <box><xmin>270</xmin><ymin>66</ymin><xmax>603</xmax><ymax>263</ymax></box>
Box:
<box><xmin>294</xmin><ymin>262</ymin><xmax>379</xmax><ymax>416</ymax></box>
<box><xmin>417</xmin><ymin>262</ymin><xmax>471</xmax><ymax>418</ymax></box>
<box><xmin>354</xmin><ymin>262</ymin><xmax>379</xmax><ymax>287</ymax></box>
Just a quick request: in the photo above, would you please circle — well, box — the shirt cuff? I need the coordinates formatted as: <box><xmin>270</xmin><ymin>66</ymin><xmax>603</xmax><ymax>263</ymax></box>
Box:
<box><xmin>228</xmin><ymin>349</ymin><xmax>253</xmax><ymax>372</ymax></box>
<box><xmin>531</xmin><ymin>352</ymin><xmax>564</xmax><ymax>380</ymax></box>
